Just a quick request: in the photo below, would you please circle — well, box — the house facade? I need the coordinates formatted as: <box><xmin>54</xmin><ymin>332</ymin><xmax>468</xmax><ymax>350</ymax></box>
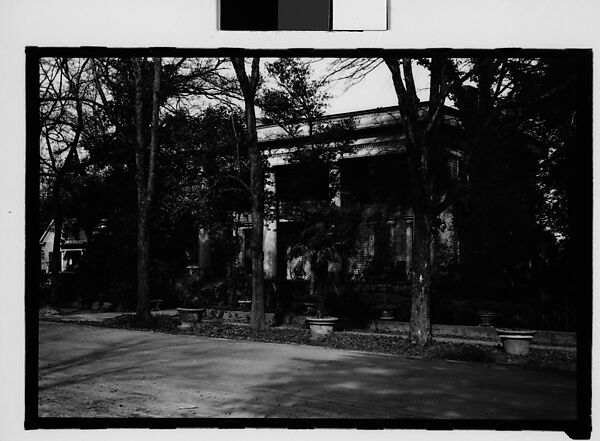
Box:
<box><xmin>235</xmin><ymin>105</ymin><xmax>463</xmax><ymax>290</ymax></box>
<box><xmin>40</xmin><ymin>220</ymin><xmax>88</xmax><ymax>274</ymax></box>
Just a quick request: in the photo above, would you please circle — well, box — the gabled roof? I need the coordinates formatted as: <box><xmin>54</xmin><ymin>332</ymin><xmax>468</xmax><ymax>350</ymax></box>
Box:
<box><xmin>39</xmin><ymin>220</ymin><xmax>88</xmax><ymax>244</ymax></box>
<box><xmin>40</xmin><ymin>220</ymin><xmax>55</xmax><ymax>244</ymax></box>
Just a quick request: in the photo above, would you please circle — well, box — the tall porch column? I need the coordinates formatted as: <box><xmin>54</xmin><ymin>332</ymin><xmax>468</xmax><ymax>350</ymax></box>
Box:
<box><xmin>405</xmin><ymin>216</ymin><xmax>413</xmax><ymax>277</ymax></box>
<box><xmin>263</xmin><ymin>171</ymin><xmax>277</xmax><ymax>281</ymax></box>
<box><xmin>329</xmin><ymin>162</ymin><xmax>341</xmax><ymax>207</ymax></box>
<box><xmin>198</xmin><ymin>228</ymin><xmax>210</xmax><ymax>274</ymax></box>
<box><xmin>198</xmin><ymin>227</ymin><xmax>211</xmax><ymax>279</ymax></box>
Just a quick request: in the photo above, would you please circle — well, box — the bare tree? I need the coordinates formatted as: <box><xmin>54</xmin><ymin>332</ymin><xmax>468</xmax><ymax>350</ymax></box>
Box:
<box><xmin>326</xmin><ymin>57</ymin><xmax>473</xmax><ymax>344</ymax></box>
<box><xmin>133</xmin><ymin>57</ymin><xmax>162</xmax><ymax>320</ymax></box>
<box><xmin>383</xmin><ymin>59</ymin><xmax>433</xmax><ymax>343</ymax></box>
<box><xmin>90</xmin><ymin>57</ymin><xmax>242</xmax><ymax>318</ymax></box>
<box><xmin>329</xmin><ymin>56</ymin><xmax>570</xmax><ymax>345</ymax></box>
<box><xmin>230</xmin><ymin>57</ymin><xmax>266</xmax><ymax>331</ymax></box>
<box><xmin>39</xmin><ymin>57</ymin><xmax>100</xmax><ymax>304</ymax></box>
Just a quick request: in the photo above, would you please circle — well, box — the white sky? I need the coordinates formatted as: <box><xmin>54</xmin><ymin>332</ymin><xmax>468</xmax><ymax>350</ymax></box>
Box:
<box><xmin>320</xmin><ymin>60</ymin><xmax>432</xmax><ymax>114</ymax></box>
<box><xmin>260</xmin><ymin>58</ymin><xmax>432</xmax><ymax>116</ymax></box>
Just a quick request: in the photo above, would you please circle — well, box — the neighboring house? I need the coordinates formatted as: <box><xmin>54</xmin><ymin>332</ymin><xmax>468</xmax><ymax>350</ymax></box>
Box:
<box><xmin>40</xmin><ymin>220</ymin><xmax>88</xmax><ymax>273</ymax></box>
<box><xmin>235</xmin><ymin>105</ymin><xmax>463</xmax><ymax>287</ymax></box>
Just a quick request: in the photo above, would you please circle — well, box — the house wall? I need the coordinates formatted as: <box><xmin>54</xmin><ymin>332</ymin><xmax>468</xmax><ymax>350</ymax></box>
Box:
<box><xmin>254</xmin><ymin>106</ymin><xmax>462</xmax><ymax>288</ymax></box>
<box><xmin>256</xmin><ymin>156</ymin><xmax>460</xmax><ymax>284</ymax></box>
<box><xmin>40</xmin><ymin>230</ymin><xmax>55</xmax><ymax>273</ymax></box>
<box><xmin>39</xmin><ymin>222</ymin><xmax>88</xmax><ymax>273</ymax></box>
<box><xmin>270</xmin><ymin>153</ymin><xmax>417</xmax><ymax>283</ymax></box>
<box><xmin>346</xmin><ymin>203</ymin><xmax>412</xmax><ymax>281</ymax></box>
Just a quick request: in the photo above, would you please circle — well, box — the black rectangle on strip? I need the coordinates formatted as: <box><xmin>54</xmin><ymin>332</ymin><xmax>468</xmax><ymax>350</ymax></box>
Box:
<box><xmin>278</xmin><ymin>0</ymin><xmax>330</xmax><ymax>31</ymax></box>
<box><xmin>220</xmin><ymin>0</ymin><xmax>278</xmax><ymax>30</ymax></box>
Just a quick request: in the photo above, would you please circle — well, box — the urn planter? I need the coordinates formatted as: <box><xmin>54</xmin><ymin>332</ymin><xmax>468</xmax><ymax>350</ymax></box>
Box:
<box><xmin>380</xmin><ymin>310</ymin><xmax>394</xmax><ymax>321</ymax></box>
<box><xmin>302</xmin><ymin>302</ymin><xmax>317</xmax><ymax>316</ymax></box>
<box><xmin>177</xmin><ymin>308</ymin><xmax>205</xmax><ymax>328</ymax></box>
<box><xmin>238</xmin><ymin>300</ymin><xmax>252</xmax><ymax>311</ymax></box>
<box><xmin>496</xmin><ymin>328</ymin><xmax>536</xmax><ymax>355</ymax></box>
<box><xmin>477</xmin><ymin>310</ymin><xmax>495</xmax><ymax>327</ymax></box>
<box><xmin>306</xmin><ymin>316</ymin><xmax>338</xmax><ymax>341</ymax></box>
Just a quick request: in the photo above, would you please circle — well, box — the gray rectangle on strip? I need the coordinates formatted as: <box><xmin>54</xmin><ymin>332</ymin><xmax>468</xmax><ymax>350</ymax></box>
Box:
<box><xmin>278</xmin><ymin>0</ymin><xmax>331</xmax><ymax>30</ymax></box>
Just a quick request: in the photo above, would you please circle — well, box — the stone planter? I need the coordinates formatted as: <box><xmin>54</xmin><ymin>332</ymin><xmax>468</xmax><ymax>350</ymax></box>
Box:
<box><xmin>496</xmin><ymin>328</ymin><xmax>536</xmax><ymax>355</ymax></box>
<box><xmin>477</xmin><ymin>310</ymin><xmax>495</xmax><ymax>327</ymax></box>
<box><xmin>177</xmin><ymin>308</ymin><xmax>205</xmax><ymax>328</ymax></box>
<box><xmin>205</xmin><ymin>308</ymin><xmax>225</xmax><ymax>322</ymax></box>
<box><xmin>306</xmin><ymin>317</ymin><xmax>338</xmax><ymax>341</ymax></box>
<box><xmin>237</xmin><ymin>300</ymin><xmax>252</xmax><ymax>311</ymax></box>
<box><xmin>380</xmin><ymin>310</ymin><xmax>394</xmax><ymax>321</ymax></box>
<box><xmin>302</xmin><ymin>302</ymin><xmax>317</xmax><ymax>316</ymax></box>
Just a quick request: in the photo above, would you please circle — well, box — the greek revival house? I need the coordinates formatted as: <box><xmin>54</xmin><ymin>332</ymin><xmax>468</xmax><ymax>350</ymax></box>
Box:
<box><xmin>236</xmin><ymin>105</ymin><xmax>463</xmax><ymax>298</ymax></box>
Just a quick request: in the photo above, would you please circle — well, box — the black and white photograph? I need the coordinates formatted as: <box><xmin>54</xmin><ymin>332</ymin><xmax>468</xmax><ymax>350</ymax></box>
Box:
<box><xmin>0</xmin><ymin>0</ymin><xmax>596</xmax><ymax>440</ymax></box>
<box><xmin>28</xmin><ymin>49</ymin><xmax>591</xmax><ymax>431</ymax></box>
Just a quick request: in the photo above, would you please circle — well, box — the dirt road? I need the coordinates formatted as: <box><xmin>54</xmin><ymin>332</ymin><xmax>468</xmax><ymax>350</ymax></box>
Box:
<box><xmin>38</xmin><ymin>321</ymin><xmax>576</xmax><ymax>419</ymax></box>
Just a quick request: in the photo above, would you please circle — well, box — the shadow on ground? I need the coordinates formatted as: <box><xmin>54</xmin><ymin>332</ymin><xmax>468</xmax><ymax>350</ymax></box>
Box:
<box><xmin>38</xmin><ymin>322</ymin><xmax>576</xmax><ymax>419</ymax></box>
<box><xmin>208</xmin><ymin>353</ymin><xmax>576</xmax><ymax>419</ymax></box>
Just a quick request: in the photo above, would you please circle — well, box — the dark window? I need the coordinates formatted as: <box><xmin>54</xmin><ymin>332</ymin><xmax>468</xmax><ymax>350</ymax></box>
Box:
<box><xmin>276</xmin><ymin>164</ymin><xmax>329</xmax><ymax>202</ymax></box>
<box><xmin>341</xmin><ymin>155</ymin><xmax>410</xmax><ymax>204</ymax></box>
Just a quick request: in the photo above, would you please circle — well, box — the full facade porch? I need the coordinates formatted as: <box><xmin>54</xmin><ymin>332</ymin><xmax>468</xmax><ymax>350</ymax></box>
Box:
<box><xmin>234</xmin><ymin>106</ymin><xmax>461</xmax><ymax>315</ymax></box>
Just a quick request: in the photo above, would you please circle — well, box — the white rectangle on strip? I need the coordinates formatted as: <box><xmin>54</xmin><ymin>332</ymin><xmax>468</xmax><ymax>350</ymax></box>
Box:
<box><xmin>332</xmin><ymin>0</ymin><xmax>388</xmax><ymax>30</ymax></box>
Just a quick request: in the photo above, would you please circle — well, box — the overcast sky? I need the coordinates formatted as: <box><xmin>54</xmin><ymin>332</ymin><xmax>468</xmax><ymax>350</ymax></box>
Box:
<box><xmin>260</xmin><ymin>58</ymin><xmax>432</xmax><ymax>116</ymax></box>
<box><xmin>316</xmin><ymin>59</ymin><xmax>432</xmax><ymax>115</ymax></box>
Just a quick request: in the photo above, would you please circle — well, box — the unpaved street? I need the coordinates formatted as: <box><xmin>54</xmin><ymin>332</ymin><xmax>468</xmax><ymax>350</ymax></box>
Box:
<box><xmin>39</xmin><ymin>321</ymin><xmax>576</xmax><ymax>419</ymax></box>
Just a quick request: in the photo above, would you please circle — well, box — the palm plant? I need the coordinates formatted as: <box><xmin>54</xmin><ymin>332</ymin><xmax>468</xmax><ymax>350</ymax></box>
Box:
<box><xmin>287</xmin><ymin>203</ymin><xmax>359</xmax><ymax>318</ymax></box>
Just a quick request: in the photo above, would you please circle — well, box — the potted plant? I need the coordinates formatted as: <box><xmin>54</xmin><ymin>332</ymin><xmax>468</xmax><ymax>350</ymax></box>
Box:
<box><xmin>477</xmin><ymin>310</ymin><xmax>495</xmax><ymax>326</ymax></box>
<box><xmin>237</xmin><ymin>299</ymin><xmax>252</xmax><ymax>310</ymax></box>
<box><xmin>380</xmin><ymin>309</ymin><xmax>394</xmax><ymax>321</ymax></box>
<box><xmin>495</xmin><ymin>313</ymin><xmax>536</xmax><ymax>355</ymax></box>
<box><xmin>495</xmin><ymin>328</ymin><xmax>537</xmax><ymax>355</ymax></box>
<box><xmin>303</xmin><ymin>263</ymin><xmax>339</xmax><ymax>341</ymax></box>
<box><xmin>379</xmin><ymin>291</ymin><xmax>395</xmax><ymax>320</ymax></box>
<box><xmin>175</xmin><ymin>266</ymin><xmax>205</xmax><ymax>328</ymax></box>
<box><xmin>287</xmin><ymin>205</ymin><xmax>359</xmax><ymax>341</ymax></box>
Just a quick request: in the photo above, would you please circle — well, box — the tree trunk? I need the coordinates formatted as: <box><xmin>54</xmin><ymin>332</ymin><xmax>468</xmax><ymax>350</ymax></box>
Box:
<box><xmin>133</xmin><ymin>57</ymin><xmax>161</xmax><ymax>321</ymax></box>
<box><xmin>384</xmin><ymin>57</ymin><xmax>434</xmax><ymax>345</ymax></box>
<box><xmin>136</xmin><ymin>202</ymin><xmax>151</xmax><ymax>319</ymax></box>
<box><xmin>231</xmin><ymin>57</ymin><xmax>266</xmax><ymax>331</ymax></box>
<box><xmin>250</xmin><ymin>208</ymin><xmax>266</xmax><ymax>330</ymax></box>
<box><xmin>49</xmin><ymin>178</ymin><xmax>63</xmax><ymax>306</ymax></box>
<box><xmin>247</xmin><ymin>99</ymin><xmax>266</xmax><ymax>330</ymax></box>
<box><xmin>408</xmin><ymin>213</ymin><xmax>432</xmax><ymax>344</ymax></box>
